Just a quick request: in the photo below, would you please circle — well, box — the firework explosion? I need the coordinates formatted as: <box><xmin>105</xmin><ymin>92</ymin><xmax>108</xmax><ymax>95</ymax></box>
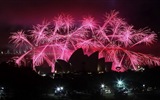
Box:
<box><xmin>9</xmin><ymin>11</ymin><xmax>160</xmax><ymax>72</ymax></box>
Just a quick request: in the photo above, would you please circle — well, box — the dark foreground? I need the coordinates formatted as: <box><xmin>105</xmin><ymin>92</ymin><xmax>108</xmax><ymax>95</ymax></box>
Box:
<box><xmin>1</xmin><ymin>62</ymin><xmax>160</xmax><ymax>100</ymax></box>
<box><xmin>2</xmin><ymin>92</ymin><xmax>160</xmax><ymax>100</ymax></box>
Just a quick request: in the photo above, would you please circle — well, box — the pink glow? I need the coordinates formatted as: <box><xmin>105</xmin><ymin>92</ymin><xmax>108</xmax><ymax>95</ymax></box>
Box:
<box><xmin>9</xmin><ymin>11</ymin><xmax>160</xmax><ymax>72</ymax></box>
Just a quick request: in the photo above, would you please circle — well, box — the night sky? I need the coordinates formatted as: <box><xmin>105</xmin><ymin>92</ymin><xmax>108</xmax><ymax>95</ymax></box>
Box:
<box><xmin>1</xmin><ymin>0</ymin><xmax>160</xmax><ymax>55</ymax></box>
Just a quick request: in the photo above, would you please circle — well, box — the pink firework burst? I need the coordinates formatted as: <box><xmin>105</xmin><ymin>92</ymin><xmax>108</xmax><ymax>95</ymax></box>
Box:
<box><xmin>9</xmin><ymin>11</ymin><xmax>160</xmax><ymax>72</ymax></box>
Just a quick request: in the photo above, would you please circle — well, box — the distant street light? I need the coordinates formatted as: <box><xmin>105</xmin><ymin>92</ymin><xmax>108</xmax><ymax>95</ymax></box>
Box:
<box><xmin>101</xmin><ymin>84</ymin><xmax>105</xmax><ymax>88</ymax></box>
<box><xmin>56</xmin><ymin>87</ymin><xmax>61</xmax><ymax>91</ymax></box>
<box><xmin>116</xmin><ymin>79</ymin><xmax>125</xmax><ymax>88</ymax></box>
<box><xmin>118</xmin><ymin>80</ymin><xmax>123</xmax><ymax>85</ymax></box>
<box><xmin>55</xmin><ymin>86</ymin><xmax>64</xmax><ymax>93</ymax></box>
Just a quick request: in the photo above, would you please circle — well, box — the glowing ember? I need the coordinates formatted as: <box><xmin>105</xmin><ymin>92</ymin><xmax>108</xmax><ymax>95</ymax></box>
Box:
<box><xmin>9</xmin><ymin>11</ymin><xmax>160</xmax><ymax>72</ymax></box>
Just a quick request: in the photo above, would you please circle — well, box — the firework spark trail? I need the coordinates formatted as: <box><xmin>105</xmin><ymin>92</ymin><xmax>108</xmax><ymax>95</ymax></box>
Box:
<box><xmin>32</xmin><ymin>44</ymin><xmax>49</xmax><ymax>66</ymax></box>
<box><xmin>9</xmin><ymin>11</ymin><xmax>160</xmax><ymax>72</ymax></box>
<box><xmin>9</xmin><ymin>30</ymin><xmax>34</xmax><ymax>48</ymax></box>
<box><xmin>32</xmin><ymin>22</ymin><xmax>50</xmax><ymax>45</ymax></box>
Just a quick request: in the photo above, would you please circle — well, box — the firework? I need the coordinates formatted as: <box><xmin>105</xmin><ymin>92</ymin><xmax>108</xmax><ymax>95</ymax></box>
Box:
<box><xmin>9</xmin><ymin>11</ymin><xmax>160</xmax><ymax>72</ymax></box>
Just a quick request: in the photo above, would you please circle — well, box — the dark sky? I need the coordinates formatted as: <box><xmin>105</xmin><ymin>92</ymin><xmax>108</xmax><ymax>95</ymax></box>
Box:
<box><xmin>0</xmin><ymin>0</ymin><xmax>160</xmax><ymax>55</ymax></box>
